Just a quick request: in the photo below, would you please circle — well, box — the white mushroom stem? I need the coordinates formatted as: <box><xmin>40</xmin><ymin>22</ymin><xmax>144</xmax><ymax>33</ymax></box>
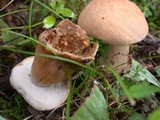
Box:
<box><xmin>106</xmin><ymin>45</ymin><xmax>129</xmax><ymax>71</ymax></box>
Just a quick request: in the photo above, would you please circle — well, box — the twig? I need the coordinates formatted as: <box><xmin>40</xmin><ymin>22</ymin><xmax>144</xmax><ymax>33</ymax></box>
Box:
<box><xmin>62</xmin><ymin>108</ymin><xmax>66</xmax><ymax>120</ymax></box>
<box><xmin>46</xmin><ymin>103</ymin><xmax>65</xmax><ymax>120</ymax></box>
<box><xmin>142</xmin><ymin>33</ymin><xmax>160</xmax><ymax>46</ymax></box>
<box><xmin>0</xmin><ymin>0</ymin><xmax>14</xmax><ymax>11</ymax></box>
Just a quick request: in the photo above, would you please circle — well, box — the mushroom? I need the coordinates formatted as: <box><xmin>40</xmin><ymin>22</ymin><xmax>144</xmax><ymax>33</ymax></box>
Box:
<box><xmin>10</xmin><ymin>19</ymin><xmax>98</xmax><ymax>110</ymax></box>
<box><xmin>10</xmin><ymin>56</ymin><xmax>69</xmax><ymax>110</ymax></box>
<box><xmin>78</xmin><ymin>0</ymin><xmax>148</xmax><ymax>71</ymax></box>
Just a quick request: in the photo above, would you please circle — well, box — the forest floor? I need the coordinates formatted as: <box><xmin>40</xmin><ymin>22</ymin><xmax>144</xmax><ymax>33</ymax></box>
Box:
<box><xmin>0</xmin><ymin>0</ymin><xmax>160</xmax><ymax>120</ymax></box>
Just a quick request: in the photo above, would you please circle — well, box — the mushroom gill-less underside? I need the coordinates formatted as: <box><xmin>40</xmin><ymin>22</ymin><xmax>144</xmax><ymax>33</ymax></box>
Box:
<box><xmin>31</xmin><ymin>19</ymin><xmax>99</xmax><ymax>86</ymax></box>
<box><xmin>39</xmin><ymin>19</ymin><xmax>99</xmax><ymax>64</ymax></box>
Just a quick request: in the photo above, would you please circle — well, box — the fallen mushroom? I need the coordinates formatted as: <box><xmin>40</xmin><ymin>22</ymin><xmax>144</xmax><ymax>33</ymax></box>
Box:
<box><xmin>10</xmin><ymin>57</ymin><xmax>69</xmax><ymax>110</ymax></box>
<box><xmin>31</xmin><ymin>19</ymin><xmax>99</xmax><ymax>86</ymax></box>
<box><xmin>78</xmin><ymin>0</ymin><xmax>148</xmax><ymax>71</ymax></box>
<box><xmin>10</xmin><ymin>19</ymin><xmax>99</xmax><ymax>110</ymax></box>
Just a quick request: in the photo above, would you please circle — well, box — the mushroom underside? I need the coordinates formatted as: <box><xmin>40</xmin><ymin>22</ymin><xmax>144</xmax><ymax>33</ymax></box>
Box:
<box><xmin>10</xmin><ymin>56</ymin><xmax>69</xmax><ymax>111</ymax></box>
<box><xmin>31</xmin><ymin>19</ymin><xmax>99</xmax><ymax>86</ymax></box>
<box><xmin>39</xmin><ymin>19</ymin><xmax>99</xmax><ymax>64</ymax></box>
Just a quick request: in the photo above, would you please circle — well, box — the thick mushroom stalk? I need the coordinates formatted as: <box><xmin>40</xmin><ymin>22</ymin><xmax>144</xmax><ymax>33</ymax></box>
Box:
<box><xmin>78</xmin><ymin>0</ymin><xmax>148</xmax><ymax>71</ymax></box>
<box><xmin>31</xmin><ymin>19</ymin><xmax>99</xmax><ymax>86</ymax></box>
<box><xmin>10</xmin><ymin>19</ymin><xmax>98</xmax><ymax>110</ymax></box>
<box><xmin>106</xmin><ymin>45</ymin><xmax>129</xmax><ymax>70</ymax></box>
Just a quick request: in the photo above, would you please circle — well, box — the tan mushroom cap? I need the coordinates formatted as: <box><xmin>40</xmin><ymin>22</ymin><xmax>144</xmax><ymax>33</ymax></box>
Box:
<box><xmin>78</xmin><ymin>0</ymin><xmax>149</xmax><ymax>45</ymax></box>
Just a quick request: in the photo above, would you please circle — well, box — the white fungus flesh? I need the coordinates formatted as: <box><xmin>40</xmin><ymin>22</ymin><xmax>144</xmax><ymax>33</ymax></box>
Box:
<box><xmin>10</xmin><ymin>56</ymin><xmax>69</xmax><ymax>111</ymax></box>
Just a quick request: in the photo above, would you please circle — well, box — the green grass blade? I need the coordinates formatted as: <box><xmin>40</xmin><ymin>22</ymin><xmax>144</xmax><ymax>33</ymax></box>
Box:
<box><xmin>28</xmin><ymin>0</ymin><xmax>33</xmax><ymax>37</ymax></box>
<box><xmin>0</xmin><ymin>9</ymin><xmax>29</xmax><ymax>18</ymax></box>
<box><xmin>107</xmin><ymin>67</ymin><xmax>135</xmax><ymax>106</ymax></box>
<box><xmin>66</xmin><ymin>79</ymin><xmax>73</xmax><ymax>120</ymax></box>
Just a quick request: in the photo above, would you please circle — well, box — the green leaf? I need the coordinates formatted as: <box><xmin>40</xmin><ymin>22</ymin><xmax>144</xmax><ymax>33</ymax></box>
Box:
<box><xmin>148</xmin><ymin>109</ymin><xmax>160</xmax><ymax>120</ymax></box>
<box><xmin>43</xmin><ymin>16</ymin><xmax>56</xmax><ymax>29</ymax></box>
<box><xmin>71</xmin><ymin>86</ymin><xmax>109</xmax><ymax>120</ymax></box>
<box><xmin>59</xmin><ymin>8</ymin><xmax>75</xmax><ymax>18</ymax></box>
<box><xmin>126</xmin><ymin>59</ymin><xmax>160</xmax><ymax>88</ymax></box>
<box><xmin>129</xmin><ymin>113</ymin><xmax>145</xmax><ymax>120</ymax></box>
<box><xmin>49</xmin><ymin>0</ymin><xmax>65</xmax><ymax>12</ymax></box>
<box><xmin>128</xmin><ymin>84</ymin><xmax>160</xmax><ymax>99</ymax></box>
<box><xmin>49</xmin><ymin>0</ymin><xmax>56</xmax><ymax>9</ymax></box>
<box><xmin>55</xmin><ymin>1</ymin><xmax>65</xmax><ymax>12</ymax></box>
<box><xmin>143</xmin><ymin>7</ymin><xmax>152</xmax><ymax>17</ymax></box>
<box><xmin>108</xmin><ymin>67</ymin><xmax>135</xmax><ymax>105</ymax></box>
<box><xmin>97</xmin><ymin>40</ymin><xmax>109</xmax><ymax>58</ymax></box>
<box><xmin>155</xmin><ymin>67</ymin><xmax>160</xmax><ymax>77</ymax></box>
<box><xmin>0</xmin><ymin>19</ymin><xmax>25</xmax><ymax>45</ymax></box>
<box><xmin>0</xmin><ymin>116</ymin><xmax>6</xmax><ymax>120</ymax></box>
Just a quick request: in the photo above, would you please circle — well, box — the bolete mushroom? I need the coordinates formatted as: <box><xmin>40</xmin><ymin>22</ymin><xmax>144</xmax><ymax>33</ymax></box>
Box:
<box><xmin>10</xmin><ymin>19</ymin><xmax>98</xmax><ymax>110</ymax></box>
<box><xmin>78</xmin><ymin>0</ymin><xmax>148</xmax><ymax>71</ymax></box>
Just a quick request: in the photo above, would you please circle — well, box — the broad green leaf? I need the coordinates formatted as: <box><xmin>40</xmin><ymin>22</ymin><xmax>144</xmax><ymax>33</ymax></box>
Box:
<box><xmin>59</xmin><ymin>8</ymin><xmax>75</xmax><ymax>18</ymax></box>
<box><xmin>143</xmin><ymin>7</ymin><xmax>152</xmax><ymax>17</ymax></box>
<box><xmin>43</xmin><ymin>16</ymin><xmax>56</xmax><ymax>29</ymax></box>
<box><xmin>49</xmin><ymin>0</ymin><xmax>56</xmax><ymax>9</ymax></box>
<box><xmin>129</xmin><ymin>113</ymin><xmax>145</xmax><ymax>120</ymax></box>
<box><xmin>148</xmin><ymin>108</ymin><xmax>160</xmax><ymax>120</ymax></box>
<box><xmin>0</xmin><ymin>19</ymin><xmax>25</xmax><ymax>45</ymax></box>
<box><xmin>71</xmin><ymin>86</ymin><xmax>109</xmax><ymax>120</ymax></box>
<box><xmin>55</xmin><ymin>0</ymin><xmax>65</xmax><ymax>12</ymax></box>
<box><xmin>128</xmin><ymin>84</ymin><xmax>160</xmax><ymax>99</ymax></box>
<box><xmin>0</xmin><ymin>18</ymin><xmax>9</xmax><ymax>28</ymax></box>
<box><xmin>155</xmin><ymin>67</ymin><xmax>160</xmax><ymax>76</ymax></box>
<box><xmin>126</xmin><ymin>59</ymin><xmax>160</xmax><ymax>88</ymax></box>
<box><xmin>49</xmin><ymin>0</ymin><xmax>65</xmax><ymax>12</ymax></box>
<box><xmin>0</xmin><ymin>116</ymin><xmax>6</xmax><ymax>120</ymax></box>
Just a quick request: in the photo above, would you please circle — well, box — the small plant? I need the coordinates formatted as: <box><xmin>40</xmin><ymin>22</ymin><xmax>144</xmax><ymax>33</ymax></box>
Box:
<box><xmin>0</xmin><ymin>94</ymin><xmax>27</xmax><ymax>120</ymax></box>
<box><xmin>133</xmin><ymin>0</ymin><xmax>160</xmax><ymax>37</ymax></box>
<box><xmin>42</xmin><ymin>0</ymin><xmax>76</xmax><ymax>28</ymax></box>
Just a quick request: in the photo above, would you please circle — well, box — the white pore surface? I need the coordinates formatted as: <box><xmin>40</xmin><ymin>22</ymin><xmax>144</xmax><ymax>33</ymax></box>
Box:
<box><xmin>10</xmin><ymin>56</ymin><xmax>69</xmax><ymax>111</ymax></box>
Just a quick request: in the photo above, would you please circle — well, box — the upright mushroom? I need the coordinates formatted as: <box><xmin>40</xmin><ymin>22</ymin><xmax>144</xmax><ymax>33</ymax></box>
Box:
<box><xmin>78</xmin><ymin>0</ymin><xmax>148</xmax><ymax>71</ymax></box>
<box><xmin>10</xmin><ymin>19</ymin><xmax>98</xmax><ymax>110</ymax></box>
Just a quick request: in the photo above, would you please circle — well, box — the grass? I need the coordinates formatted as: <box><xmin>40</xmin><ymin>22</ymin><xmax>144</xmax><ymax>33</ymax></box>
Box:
<box><xmin>0</xmin><ymin>94</ymin><xmax>27</xmax><ymax>119</ymax></box>
<box><xmin>0</xmin><ymin>0</ymin><xmax>160</xmax><ymax>120</ymax></box>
